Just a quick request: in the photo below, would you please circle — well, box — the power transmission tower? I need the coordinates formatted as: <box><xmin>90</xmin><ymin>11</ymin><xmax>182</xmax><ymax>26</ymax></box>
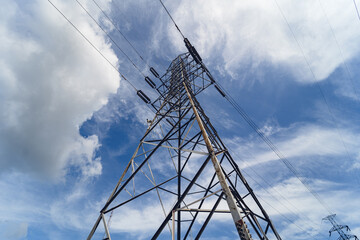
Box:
<box><xmin>323</xmin><ymin>214</ymin><xmax>358</xmax><ymax>240</ymax></box>
<box><xmin>87</xmin><ymin>50</ymin><xmax>282</xmax><ymax>239</ymax></box>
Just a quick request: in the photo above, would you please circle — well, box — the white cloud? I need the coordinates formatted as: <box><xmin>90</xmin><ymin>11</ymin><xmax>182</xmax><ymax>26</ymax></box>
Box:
<box><xmin>155</xmin><ymin>0</ymin><xmax>360</xmax><ymax>84</ymax></box>
<box><xmin>227</xmin><ymin>123</ymin><xmax>360</xmax><ymax>168</ymax></box>
<box><xmin>49</xmin><ymin>180</ymin><xmax>104</xmax><ymax>231</ymax></box>
<box><xmin>0</xmin><ymin>0</ymin><xmax>120</xmax><ymax>179</ymax></box>
<box><xmin>218</xmin><ymin>119</ymin><xmax>360</xmax><ymax>237</ymax></box>
<box><xmin>0</xmin><ymin>171</ymin><xmax>104</xmax><ymax>238</ymax></box>
<box><xmin>257</xmin><ymin>177</ymin><xmax>360</xmax><ymax>239</ymax></box>
<box><xmin>0</xmin><ymin>172</ymin><xmax>49</xmax><ymax>239</ymax></box>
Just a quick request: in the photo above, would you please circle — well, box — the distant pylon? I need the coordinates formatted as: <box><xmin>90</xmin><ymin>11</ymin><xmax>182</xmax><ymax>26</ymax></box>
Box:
<box><xmin>87</xmin><ymin>52</ymin><xmax>282</xmax><ymax>240</ymax></box>
<box><xmin>323</xmin><ymin>214</ymin><xmax>358</xmax><ymax>240</ymax></box>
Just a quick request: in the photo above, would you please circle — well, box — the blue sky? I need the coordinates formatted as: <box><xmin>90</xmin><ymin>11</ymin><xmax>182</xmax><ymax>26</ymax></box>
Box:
<box><xmin>1</xmin><ymin>0</ymin><xmax>360</xmax><ymax>239</ymax></box>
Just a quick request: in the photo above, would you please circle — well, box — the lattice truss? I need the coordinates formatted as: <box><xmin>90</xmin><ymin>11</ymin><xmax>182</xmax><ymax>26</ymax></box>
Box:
<box><xmin>88</xmin><ymin>54</ymin><xmax>281</xmax><ymax>240</ymax></box>
<box><xmin>323</xmin><ymin>214</ymin><xmax>359</xmax><ymax>240</ymax></box>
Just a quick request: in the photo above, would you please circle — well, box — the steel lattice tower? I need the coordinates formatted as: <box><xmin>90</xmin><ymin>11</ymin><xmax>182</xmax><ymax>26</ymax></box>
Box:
<box><xmin>87</xmin><ymin>52</ymin><xmax>282</xmax><ymax>240</ymax></box>
<box><xmin>323</xmin><ymin>214</ymin><xmax>358</xmax><ymax>240</ymax></box>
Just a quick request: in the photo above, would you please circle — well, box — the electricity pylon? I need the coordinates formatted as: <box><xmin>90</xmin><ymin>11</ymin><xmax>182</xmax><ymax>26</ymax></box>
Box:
<box><xmin>323</xmin><ymin>214</ymin><xmax>358</xmax><ymax>240</ymax></box>
<box><xmin>87</xmin><ymin>52</ymin><xmax>282</xmax><ymax>240</ymax></box>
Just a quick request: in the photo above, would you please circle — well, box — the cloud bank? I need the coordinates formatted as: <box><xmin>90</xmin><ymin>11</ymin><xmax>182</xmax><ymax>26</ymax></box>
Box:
<box><xmin>0</xmin><ymin>0</ymin><xmax>119</xmax><ymax>180</ymax></box>
<box><xmin>226</xmin><ymin>123</ymin><xmax>360</xmax><ymax>169</ymax></box>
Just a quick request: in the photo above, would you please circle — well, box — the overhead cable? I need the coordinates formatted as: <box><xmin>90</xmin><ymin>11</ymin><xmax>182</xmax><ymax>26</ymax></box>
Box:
<box><xmin>91</xmin><ymin>0</ymin><xmax>150</xmax><ymax>68</ymax></box>
<box><xmin>80</xmin><ymin>0</ymin><xmax>164</xmax><ymax>102</ymax></box>
<box><xmin>318</xmin><ymin>0</ymin><xmax>359</xmax><ymax>99</ymax></box>
<box><xmin>231</xmin><ymin>151</ymin><xmax>328</xmax><ymax>236</ymax></box>
<box><xmin>157</xmin><ymin>0</ymin><xmax>336</xmax><ymax>219</ymax></box>
<box><xmin>354</xmin><ymin>0</ymin><xmax>360</xmax><ymax>22</ymax></box>
<box><xmin>215</xmin><ymin>82</ymin><xmax>334</xmax><ymax>215</ymax></box>
<box><xmin>47</xmin><ymin>0</ymin><xmax>137</xmax><ymax>91</ymax></box>
<box><xmin>250</xmin><ymin>188</ymin><xmax>319</xmax><ymax>239</ymax></box>
<box><xmin>158</xmin><ymin>0</ymin><xmax>185</xmax><ymax>39</ymax></box>
<box><xmin>317</xmin><ymin>0</ymin><xmax>357</xmax><ymax>171</ymax></box>
<box><xmin>47</xmin><ymin>0</ymin><xmax>155</xmax><ymax>108</ymax></box>
<box><xmin>75</xmin><ymin>0</ymin><xmax>146</xmax><ymax>78</ymax></box>
<box><xmin>272</xmin><ymin>0</ymin><xmax>357</xmax><ymax>215</ymax></box>
<box><xmin>73</xmin><ymin>0</ymin><xmax>163</xmax><ymax>107</ymax></box>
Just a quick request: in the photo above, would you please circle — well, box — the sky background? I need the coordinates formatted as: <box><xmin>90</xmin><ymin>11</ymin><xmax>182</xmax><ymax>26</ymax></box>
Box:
<box><xmin>1</xmin><ymin>0</ymin><xmax>360</xmax><ymax>239</ymax></box>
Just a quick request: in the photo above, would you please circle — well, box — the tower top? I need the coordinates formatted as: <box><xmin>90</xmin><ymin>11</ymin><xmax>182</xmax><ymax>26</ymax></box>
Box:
<box><xmin>323</xmin><ymin>214</ymin><xmax>358</xmax><ymax>240</ymax></box>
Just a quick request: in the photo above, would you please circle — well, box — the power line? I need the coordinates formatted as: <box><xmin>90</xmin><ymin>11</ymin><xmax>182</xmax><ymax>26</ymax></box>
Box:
<box><xmin>252</xmin><ymin>190</ymin><xmax>319</xmax><ymax>239</ymax></box>
<box><xmin>80</xmin><ymin>0</ymin><xmax>164</xmax><ymax>101</ymax></box>
<box><xmin>74</xmin><ymin>0</ymin><xmax>146</xmax><ymax>78</ymax></box>
<box><xmin>271</xmin><ymin>0</ymin><xmax>360</xmax><ymax>215</ymax></box>
<box><xmin>47</xmin><ymin>0</ymin><xmax>138</xmax><ymax>92</ymax></box>
<box><xmin>74</xmin><ymin>0</ymin><xmax>165</xmax><ymax>110</ymax></box>
<box><xmin>215</xmin><ymin>81</ymin><xmax>334</xmax><ymax>215</ymax></box>
<box><xmin>221</xmin><ymin>151</ymin><xmax>323</xmax><ymax>237</ymax></box>
<box><xmin>354</xmin><ymin>0</ymin><xmax>360</xmax><ymax>22</ymax></box>
<box><xmin>157</xmin><ymin>0</ymin><xmax>336</xmax><ymax>222</ymax></box>
<box><xmin>57</xmin><ymin>0</ymin><xmax>342</xmax><ymax>236</ymax></box>
<box><xmin>317</xmin><ymin>0</ymin><xmax>359</xmax><ymax>183</ymax></box>
<box><xmin>271</xmin><ymin>0</ymin><xmax>338</xmax><ymax>123</ymax></box>
<box><xmin>109</xmin><ymin>0</ymin><xmax>166</xmax><ymax>79</ymax></box>
<box><xmin>272</xmin><ymin>0</ymin><xmax>319</xmax><ymax>83</ymax></box>
<box><xmin>234</xmin><ymin>158</ymin><xmax>328</xmax><ymax>238</ymax></box>
<box><xmin>318</xmin><ymin>0</ymin><xmax>359</xmax><ymax>100</ymax></box>
<box><xmin>51</xmin><ymin>0</ymin><xmax>349</xmax><ymax>236</ymax></box>
<box><xmin>237</xmin><ymin>155</ymin><xmax>327</xmax><ymax>236</ymax></box>
<box><xmin>91</xmin><ymin>0</ymin><xmax>151</xmax><ymax>69</ymax></box>
<box><xmin>223</xmin><ymin>157</ymin><xmax>324</xmax><ymax>238</ymax></box>
<box><xmin>158</xmin><ymin>0</ymin><xmax>185</xmax><ymax>39</ymax></box>
<box><xmin>47</xmin><ymin>0</ymin><xmax>158</xmax><ymax>115</ymax></box>
<box><xmin>110</xmin><ymin>0</ymin><xmax>157</xmax><ymax>66</ymax></box>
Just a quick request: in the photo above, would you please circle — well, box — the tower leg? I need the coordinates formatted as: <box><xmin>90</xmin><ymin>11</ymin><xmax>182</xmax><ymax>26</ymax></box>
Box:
<box><xmin>183</xmin><ymin>80</ymin><xmax>253</xmax><ymax>240</ymax></box>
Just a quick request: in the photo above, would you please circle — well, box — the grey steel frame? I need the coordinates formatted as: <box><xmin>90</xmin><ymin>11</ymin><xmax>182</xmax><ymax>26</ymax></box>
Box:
<box><xmin>87</xmin><ymin>53</ymin><xmax>281</xmax><ymax>240</ymax></box>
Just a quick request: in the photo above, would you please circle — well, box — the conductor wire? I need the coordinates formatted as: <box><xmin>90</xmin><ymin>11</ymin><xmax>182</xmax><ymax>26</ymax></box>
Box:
<box><xmin>75</xmin><ymin>0</ymin><xmax>146</xmax><ymax>78</ymax></box>
<box><xmin>354</xmin><ymin>0</ymin><xmax>360</xmax><ymax>22</ymax></box>
<box><xmin>215</xmin><ymin>81</ymin><xmax>334</xmax><ymax>216</ymax></box>
<box><xmin>92</xmin><ymin>0</ymin><xmax>151</xmax><ymax>69</ymax></box>
<box><xmin>158</xmin><ymin>0</ymin><xmax>185</xmax><ymax>39</ymax></box>
<box><xmin>47</xmin><ymin>0</ymin><xmax>139</xmax><ymax>92</ymax></box>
